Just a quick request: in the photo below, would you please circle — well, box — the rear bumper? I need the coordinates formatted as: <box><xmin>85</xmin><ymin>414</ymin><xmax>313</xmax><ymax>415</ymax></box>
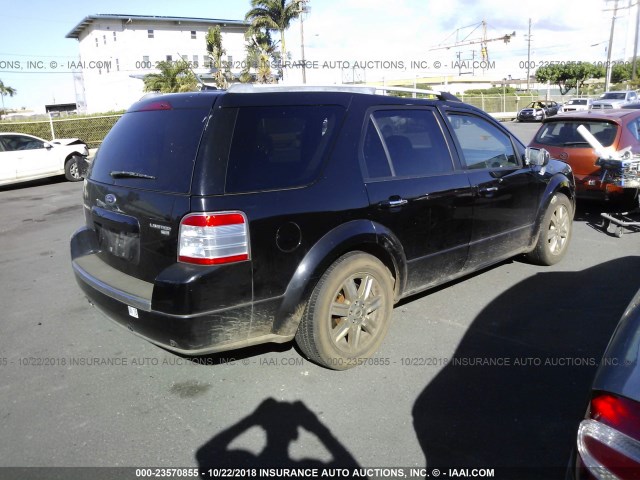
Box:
<box><xmin>70</xmin><ymin>227</ymin><xmax>293</xmax><ymax>354</ymax></box>
<box><xmin>574</xmin><ymin>174</ymin><xmax>625</xmax><ymax>198</ymax></box>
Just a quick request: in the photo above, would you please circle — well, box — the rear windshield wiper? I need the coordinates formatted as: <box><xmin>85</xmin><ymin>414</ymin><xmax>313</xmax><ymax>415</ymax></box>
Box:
<box><xmin>562</xmin><ymin>141</ymin><xmax>590</xmax><ymax>146</ymax></box>
<box><xmin>110</xmin><ymin>171</ymin><xmax>156</xmax><ymax>180</ymax></box>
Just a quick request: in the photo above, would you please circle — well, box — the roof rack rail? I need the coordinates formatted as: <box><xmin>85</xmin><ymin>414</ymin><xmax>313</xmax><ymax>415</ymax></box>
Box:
<box><xmin>226</xmin><ymin>83</ymin><xmax>461</xmax><ymax>101</ymax></box>
<box><xmin>372</xmin><ymin>86</ymin><xmax>461</xmax><ymax>102</ymax></box>
<box><xmin>226</xmin><ymin>83</ymin><xmax>376</xmax><ymax>94</ymax></box>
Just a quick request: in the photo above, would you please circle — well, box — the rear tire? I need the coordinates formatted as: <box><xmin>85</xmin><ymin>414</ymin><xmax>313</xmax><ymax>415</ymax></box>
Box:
<box><xmin>295</xmin><ymin>252</ymin><xmax>394</xmax><ymax>370</ymax></box>
<box><xmin>526</xmin><ymin>192</ymin><xmax>573</xmax><ymax>265</ymax></box>
<box><xmin>64</xmin><ymin>155</ymin><xmax>84</xmax><ymax>182</ymax></box>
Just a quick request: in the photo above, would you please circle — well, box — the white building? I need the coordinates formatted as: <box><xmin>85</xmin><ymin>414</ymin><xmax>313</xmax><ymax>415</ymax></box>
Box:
<box><xmin>66</xmin><ymin>14</ymin><xmax>250</xmax><ymax>113</ymax></box>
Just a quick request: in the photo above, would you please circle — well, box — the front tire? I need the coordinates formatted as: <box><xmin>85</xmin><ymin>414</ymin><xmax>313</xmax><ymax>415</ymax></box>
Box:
<box><xmin>526</xmin><ymin>192</ymin><xmax>573</xmax><ymax>265</ymax></box>
<box><xmin>64</xmin><ymin>155</ymin><xmax>84</xmax><ymax>182</ymax></box>
<box><xmin>295</xmin><ymin>252</ymin><xmax>394</xmax><ymax>370</ymax></box>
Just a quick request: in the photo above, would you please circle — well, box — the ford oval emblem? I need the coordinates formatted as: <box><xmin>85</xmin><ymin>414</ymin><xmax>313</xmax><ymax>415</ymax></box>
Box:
<box><xmin>105</xmin><ymin>194</ymin><xmax>117</xmax><ymax>205</ymax></box>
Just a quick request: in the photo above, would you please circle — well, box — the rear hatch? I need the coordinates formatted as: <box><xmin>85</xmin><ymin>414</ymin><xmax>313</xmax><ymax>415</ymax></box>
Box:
<box><xmin>530</xmin><ymin>118</ymin><xmax>621</xmax><ymax>176</ymax></box>
<box><xmin>84</xmin><ymin>92</ymin><xmax>219</xmax><ymax>282</ymax></box>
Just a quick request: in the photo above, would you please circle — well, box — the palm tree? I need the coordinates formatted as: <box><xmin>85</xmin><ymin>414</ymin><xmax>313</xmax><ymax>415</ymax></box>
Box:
<box><xmin>245</xmin><ymin>0</ymin><xmax>303</xmax><ymax>73</ymax></box>
<box><xmin>143</xmin><ymin>61</ymin><xmax>197</xmax><ymax>93</ymax></box>
<box><xmin>241</xmin><ymin>29</ymin><xmax>278</xmax><ymax>84</ymax></box>
<box><xmin>206</xmin><ymin>26</ymin><xmax>232</xmax><ymax>89</ymax></box>
<box><xmin>0</xmin><ymin>79</ymin><xmax>17</xmax><ymax>117</ymax></box>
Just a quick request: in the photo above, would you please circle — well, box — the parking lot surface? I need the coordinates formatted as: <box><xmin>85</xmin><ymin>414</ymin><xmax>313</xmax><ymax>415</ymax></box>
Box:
<box><xmin>0</xmin><ymin>149</ymin><xmax>638</xmax><ymax>478</ymax></box>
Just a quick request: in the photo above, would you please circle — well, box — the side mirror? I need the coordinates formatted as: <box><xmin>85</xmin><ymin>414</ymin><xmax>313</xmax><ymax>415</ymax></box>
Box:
<box><xmin>43</xmin><ymin>142</ymin><xmax>53</xmax><ymax>149</ymax></box>
<box><xmin>525</xmin><ymin>147</ymin><xmax>550</xmax><ymax>167</ymax></box>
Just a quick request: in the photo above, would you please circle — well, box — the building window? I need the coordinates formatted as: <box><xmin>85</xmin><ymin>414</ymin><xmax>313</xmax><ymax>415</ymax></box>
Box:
<box><xmin>227</xmin><ymin>55</ymin><xmax>233</xmax><ymax>65</ymax></box>
<box><xmin>166</xmin><ymin>55</ymin><xmax>172</xmax><ymax>62</ymax></box>
<box><xmin>95</xmin><ymin>38</ymin><xmax>98</xmax><ymax>47</ymax></box>
<box><xmin>204</xmin><ymin>57</ymin><xmax>211</xmax><ymax>68</ymax></box>
<box><xmin>148</xmin><ymin>29</ymin><xmax>154</xmax><ymax>39</ymax></box>
<box><xmin>113</xmin><ymin>32</ymin><xmax>117</xmax><ymax>42</ymax></box>
<box><xmin>143</xmin><ymin>55</ymin><xmax>150</xmax><ymax>63</ymax></box>
<box><xmin>103</xmin><ymin>35</ymin><xmax>106</xmax><ymax>45</ymax></box>
<box><xmin>116</xmin><ymin>58</ymin><xmax>120</xmax><ymax>71</ymax></box>
<box><xmin>191</xmin><ymin>30</ymin><xmax>196</xmax><ymax>39</ymax></box>
<box><xmin>182</xmin><ymin>55</ymin><xmax>188</xmax><ymax>62</ymax></box>
<box><xmin>192</xmin><ymin>55</ymin><xmax>199</xmax><ymax>68</ymax></box>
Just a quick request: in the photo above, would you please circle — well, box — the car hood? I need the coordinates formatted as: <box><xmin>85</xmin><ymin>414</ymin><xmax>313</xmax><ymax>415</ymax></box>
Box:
<box><xmin>528</xmin><ymin>143</ymin><xmax>599</xmax><ymax>176</ymax></box>
<box><xmin>50</xmin><ymin>138</ymin><xmax>86</xmax><ymax>146</ymax></box>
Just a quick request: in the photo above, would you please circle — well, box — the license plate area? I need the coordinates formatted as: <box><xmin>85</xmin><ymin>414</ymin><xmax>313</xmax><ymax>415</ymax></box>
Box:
<box><xmin>97</xmin><ymin>226</ymin><xmax>140</xmax><ymax>262</ymax></box>
<box><xmin>92</xmin><ymin>207</ymin><xmax>140</xmax><ymax>263</ymax></box>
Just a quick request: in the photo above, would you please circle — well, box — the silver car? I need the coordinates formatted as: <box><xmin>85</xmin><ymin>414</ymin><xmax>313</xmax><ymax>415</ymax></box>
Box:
<box><xmin>573</xmin><ymin>288</ymin><xmax>640</xmax><ymax>478</ymax></box>
<box><xmin>592</xmin><ymin>91</ymin><xmax>638</xmax><ymax>110</ymax></box>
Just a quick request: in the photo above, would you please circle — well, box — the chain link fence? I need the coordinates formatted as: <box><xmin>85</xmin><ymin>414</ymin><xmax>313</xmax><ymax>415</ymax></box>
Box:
<box><xmin>0</xmin><ymin>115</ymin><xmax>122</xmax><ymax>148</ymax></box>
<box><xmin>0</xmin><ymin>92</ymin><xmax>588</xmax><ymax>147</ymax></box>
<box><xmin>458</xmin><ymin>93</ymin><xmax>591</xmax><ymax>113</ymax></box>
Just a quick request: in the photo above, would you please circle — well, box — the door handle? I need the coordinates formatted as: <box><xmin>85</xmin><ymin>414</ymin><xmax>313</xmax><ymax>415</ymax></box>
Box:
<box><xmin>378</xmin><ymin>197</ymin><xmax>408</xmax><ymax>208</ymax></box>
<box><xmin>478</xmin><ymin>186</ymin><xmax>499</xmax><ymax>195</ymax></box>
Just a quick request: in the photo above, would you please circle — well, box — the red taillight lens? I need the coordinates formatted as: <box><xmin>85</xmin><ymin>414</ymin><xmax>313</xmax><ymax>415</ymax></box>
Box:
<box><xmin>592</xmin><ymin>394</ymin><xmax>640</xmax><ymax>439</ymax></box>
<box><xmin>178</xmin><ymin>212</ymin><xmax>249</xmax><ymax>265</ymax></box>
<box><xmin>577</xmin><ymin>393</ymin><xmax>640</xmax><ymax>479</ymax></box>
<box><xmin>137</xmin><ymin>100</ymin><xmax>173</xmax><ymax>111</ymax></box>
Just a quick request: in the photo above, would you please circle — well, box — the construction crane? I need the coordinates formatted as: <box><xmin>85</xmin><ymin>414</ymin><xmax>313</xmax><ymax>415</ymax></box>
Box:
<box><xmin>429</xmin><ymin>20</ymin><xmax>515</xmax><ymax>62</ymax></box>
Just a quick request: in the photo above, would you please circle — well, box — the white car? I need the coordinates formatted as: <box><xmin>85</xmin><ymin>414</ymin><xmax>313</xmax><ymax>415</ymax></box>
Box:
<box><xmin>558</xmin><ymin>98</ymin><xmax>593</xmax><ymax>113</ymax></box>
<box><xmin>0</xmin><ymin>133</ymin><xmax>89</xmax><ymax>186</ymax></box>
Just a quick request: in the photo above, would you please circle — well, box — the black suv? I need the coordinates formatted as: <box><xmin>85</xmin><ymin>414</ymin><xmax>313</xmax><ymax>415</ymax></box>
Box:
<box><xmin>70</xmin><ymin>84</ymin><xmax>575</xmax><ymax>370</ymax></box>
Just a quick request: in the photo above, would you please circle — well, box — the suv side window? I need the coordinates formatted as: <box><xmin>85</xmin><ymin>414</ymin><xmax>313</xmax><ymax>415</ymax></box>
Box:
<box><xmin>362</xmin><ymin>109</ymin><xmax>454</xmax><ymax>179</ymax></box>
<box><xmin>225</xmin><ymin>105</ymin><xmax>344</xmax><ymax>193</ymax></box>
<box><xmin>447</xmin><ymin>113</ymin><xmax>519</xmax><ymax>169</ymax></box>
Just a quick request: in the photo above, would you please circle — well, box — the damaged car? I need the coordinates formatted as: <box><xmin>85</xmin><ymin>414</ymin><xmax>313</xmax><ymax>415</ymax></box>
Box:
<box><xmin>0</xmin><ymin>132</ymin><xmax>89</xmax><ymax>186</ymax></box>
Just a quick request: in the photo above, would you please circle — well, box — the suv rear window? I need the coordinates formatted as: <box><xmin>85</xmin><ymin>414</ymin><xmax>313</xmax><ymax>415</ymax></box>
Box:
<box><xmin>224</xmin><ymin>105</ymin><xmax>344</xmax><ymax>193</ymax></box>
<box><xmin>89</xmin><ymin>108</ymin><xmax>209</xmax><ymax>193</ymax></box>
<box><xmin>534</xmin><ymin>120</ymin><xmax>618</xmax><ymax>148</ymax></box>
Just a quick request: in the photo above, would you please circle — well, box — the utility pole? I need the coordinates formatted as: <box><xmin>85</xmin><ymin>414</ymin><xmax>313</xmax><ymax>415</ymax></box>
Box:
<box><xmin>605</xmin><ymin>0</ymin><xmax>619</xmax><ymax>91</ymax></box>
<box><xmin>526</xmin><ymin>18</ymin><xmax>532</xmax><ymax>92</ymax></box>
<box><xmin>299</xmin><ymin>0</ymin><xmax>309</xmax><ymax>84</ymax></box>
<box><xmin>633</xmin><ymin>0</ymin><xmax>639</xmax><ymax>80</ymax></box>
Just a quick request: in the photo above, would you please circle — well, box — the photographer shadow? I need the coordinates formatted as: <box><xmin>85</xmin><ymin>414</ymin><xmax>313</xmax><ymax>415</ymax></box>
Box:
<box><xmin>196</xmin><ymin>398</ymin><xmax>365</xmax><ymax>477</ymax></box>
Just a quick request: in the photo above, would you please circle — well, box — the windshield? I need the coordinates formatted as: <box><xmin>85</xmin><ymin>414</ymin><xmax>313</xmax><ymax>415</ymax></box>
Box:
<box><xmin>601</xmin><ymin>92</ymin><xmax>626</xmax><ymax>100</ymax></box>
<box><xmin>533</xmin><ymin>120</ymin><xmax>618</xmax><ymax>148</ymax></box>
<box><xmin>567</xmin><ymin>99</ymin><xmax>587</xmax><ymax>105</ymax></box>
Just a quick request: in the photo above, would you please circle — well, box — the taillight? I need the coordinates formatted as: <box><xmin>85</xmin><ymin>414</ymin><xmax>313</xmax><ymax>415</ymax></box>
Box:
<box><xmin>577</xmin><ymin>393</ymin><xmax>640</xmax><ymax>479</ymax></box>
<box><xmin>136</xmin><ymin>100</ymin><xmax>173</xmax><ymax>112</ymax></box>
<box><xmin>178</xmin><ymin>212</ymin><xmax>249</xmax><ymax>265</ymax></box>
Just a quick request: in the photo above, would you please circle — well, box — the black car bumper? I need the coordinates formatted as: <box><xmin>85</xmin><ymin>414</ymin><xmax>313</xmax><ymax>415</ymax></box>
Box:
<box><xmin>70</xmin><ymin>227</ymin><xmax>292</xmax><ymax>355</ymax></box>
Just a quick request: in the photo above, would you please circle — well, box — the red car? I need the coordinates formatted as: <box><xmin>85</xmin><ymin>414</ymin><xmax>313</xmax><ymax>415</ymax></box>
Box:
<box><xmin>529</xmin><ymin>110</ymin><xmax>640</xmax><ymax>203</ymax></box>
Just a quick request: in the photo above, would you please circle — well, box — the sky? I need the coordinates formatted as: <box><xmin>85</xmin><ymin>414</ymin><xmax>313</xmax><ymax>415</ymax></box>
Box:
<box><xmin>0</xmin><ymin>0</ymin><xmax>637</xmax><ymax>112</ymax></box>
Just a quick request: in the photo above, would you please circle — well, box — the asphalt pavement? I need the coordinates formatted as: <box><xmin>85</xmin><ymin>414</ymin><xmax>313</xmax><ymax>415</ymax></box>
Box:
<box><xmin>0</xmin><ymin>138</ymin><xmax>638</xmax><ymax>479</ymax></box>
